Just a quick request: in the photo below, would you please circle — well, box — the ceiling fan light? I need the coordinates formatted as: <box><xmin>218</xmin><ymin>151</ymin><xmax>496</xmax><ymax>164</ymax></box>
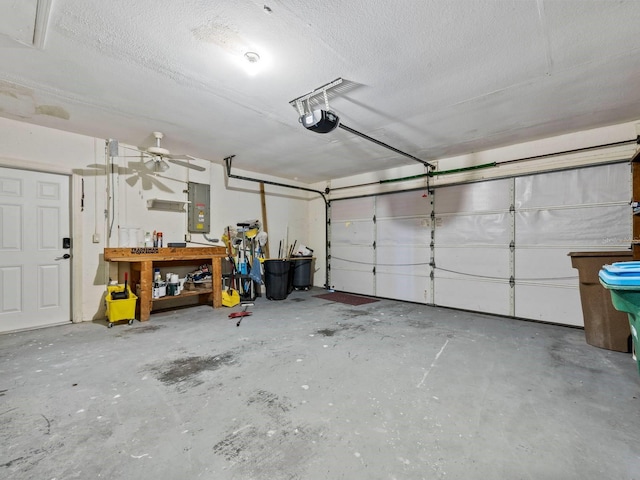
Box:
<box><xmin>156</xmin><ymin>159</ymin><xmax>170</xmax><ymax>173</ymax></box>
<box><xmin>143</xmin><ymin>158</ymin><xmax>156</xmax><ymax>170</ymax></box>
<box><xmin>144</xmin><ymin>158</ymin><xmax>170</xmax><ymax>173</ymax></box>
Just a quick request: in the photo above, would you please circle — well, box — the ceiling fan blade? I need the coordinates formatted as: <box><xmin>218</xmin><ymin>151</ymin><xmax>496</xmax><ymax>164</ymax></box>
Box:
<box><xmin>167</xmin><ymin>158</ymin><xmax>206</xmax><ymax>172</ymax></box>
<box><xmin>166</xmin><ymin>153</ymin><xmax>196</xmax><ymax>161</ymax></box>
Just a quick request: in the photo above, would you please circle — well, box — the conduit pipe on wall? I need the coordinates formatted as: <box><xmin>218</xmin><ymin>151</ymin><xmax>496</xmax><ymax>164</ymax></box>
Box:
<box><xmin>329</xmin><ymin>138</ymin><xmax>638</xmax><ymax>193</ymax></box>
<box><xmin>329</xmin><ymin>162</ymin><xmax>497</xmax><ymax>192</ymax></box>
<box><xmin>224</xmin><ymin>155</ymin><xmax>330</xmax><ymax>289</ymax></box>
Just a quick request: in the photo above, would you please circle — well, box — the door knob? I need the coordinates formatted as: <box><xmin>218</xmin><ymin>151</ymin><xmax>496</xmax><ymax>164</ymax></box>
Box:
<box><xmin>55</xmin><ymin>254</ymin><xmax>71</xmax><ymax>260</ymax></box>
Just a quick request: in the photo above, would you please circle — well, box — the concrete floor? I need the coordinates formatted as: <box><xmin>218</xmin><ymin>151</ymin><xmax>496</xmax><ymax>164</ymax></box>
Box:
<box><xmin>1</xmin><ymin>287</ymin><xmax>639</xmax><ymax>479</ymax></box>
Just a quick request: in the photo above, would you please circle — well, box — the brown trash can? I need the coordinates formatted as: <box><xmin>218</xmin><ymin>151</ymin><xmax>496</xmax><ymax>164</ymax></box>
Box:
<box><xmin>568</xmin><ymin>251</ymin><xmax>633</xmax><ymax>352</ymax></box>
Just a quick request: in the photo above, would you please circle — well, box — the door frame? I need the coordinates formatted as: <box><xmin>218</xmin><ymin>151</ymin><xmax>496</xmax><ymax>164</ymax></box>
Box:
<box><xmin>0</xmin><ymin>157</ymin><xmax>81</xmax><ymax>323</ymax></box>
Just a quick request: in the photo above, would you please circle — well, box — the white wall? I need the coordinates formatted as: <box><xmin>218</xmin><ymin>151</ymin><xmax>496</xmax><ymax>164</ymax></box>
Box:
<box><xmin>0</xmin><ymin>117</ymin><xmax>312</xmax><ymax>322</ymax></box>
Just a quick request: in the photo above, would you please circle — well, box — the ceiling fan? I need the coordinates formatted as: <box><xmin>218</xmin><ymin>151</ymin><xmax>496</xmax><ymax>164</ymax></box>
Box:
<box><xmin>143</xmin><ymin>131</ymin><xmax>205</xmax><ymax>172</ymax></box>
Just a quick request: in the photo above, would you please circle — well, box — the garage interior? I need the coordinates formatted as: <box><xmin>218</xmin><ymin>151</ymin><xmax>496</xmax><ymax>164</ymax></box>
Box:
<box><xmin>1</xmin><ymin>1</ymin><xmax>640</xmax><ymax>478</ymax></box>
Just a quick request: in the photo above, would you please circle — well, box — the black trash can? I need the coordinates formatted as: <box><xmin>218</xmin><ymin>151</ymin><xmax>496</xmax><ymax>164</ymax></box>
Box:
<box><xmin>264</xmin><ymin>259</ymin><xmax>291</xmax><ymax>300</ymax></box>
<box><xmin>291</xmin><ymin>256</ymin><xmax>314</xmax><ymax>290</ymax></box>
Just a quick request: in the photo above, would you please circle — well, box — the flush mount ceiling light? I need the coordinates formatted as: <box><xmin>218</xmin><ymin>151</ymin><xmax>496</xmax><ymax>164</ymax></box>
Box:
<box><xmin>244</xmin><ymin>51</ymin><xmax>260</xmax><ymax>63</ymax></box>
<box><xmin>241</xmin><ymin>51</ymin><xmax>262</xmax><ymax>76</ymax></box>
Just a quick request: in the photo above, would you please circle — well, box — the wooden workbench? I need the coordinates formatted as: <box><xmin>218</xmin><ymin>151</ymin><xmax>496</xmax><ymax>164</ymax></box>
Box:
<box><xmin>104</xmin><ymin>246</ymin><xmax>227</xmax><ymax>321</ymax></box>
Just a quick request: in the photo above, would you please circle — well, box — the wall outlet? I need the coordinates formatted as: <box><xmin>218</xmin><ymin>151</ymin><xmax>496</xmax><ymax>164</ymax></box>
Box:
<box><xmin>92</xmin><ymin>233</ymin><xmax>100</xmax><ymax>243</ymax></box>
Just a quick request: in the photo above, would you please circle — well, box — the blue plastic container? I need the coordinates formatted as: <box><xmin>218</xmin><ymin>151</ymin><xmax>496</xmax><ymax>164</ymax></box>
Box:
<box><xmin>598</xmin><ymin>261</ymin><xmax>640</xmax><ymax>286</ymax></box>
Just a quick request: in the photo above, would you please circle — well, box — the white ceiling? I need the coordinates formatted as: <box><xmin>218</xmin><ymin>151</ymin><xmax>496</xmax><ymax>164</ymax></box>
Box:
<box><xmin>0</xmin><ymin>0</ymin><xmax>639</xmax><ymax>183</ymax></box>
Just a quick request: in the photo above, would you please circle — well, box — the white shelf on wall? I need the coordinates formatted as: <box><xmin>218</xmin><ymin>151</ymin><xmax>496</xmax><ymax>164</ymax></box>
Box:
<box><xmin>146</xmin><ymin>199</ymin><xmax>190</xmax><ymax>212</ymax></box>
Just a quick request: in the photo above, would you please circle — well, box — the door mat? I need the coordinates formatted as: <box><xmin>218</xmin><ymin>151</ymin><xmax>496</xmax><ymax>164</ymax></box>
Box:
<box><xmin>313</xmin><ymin>292</ymin><xmax>379</xmax><ymax>306</ymax></box>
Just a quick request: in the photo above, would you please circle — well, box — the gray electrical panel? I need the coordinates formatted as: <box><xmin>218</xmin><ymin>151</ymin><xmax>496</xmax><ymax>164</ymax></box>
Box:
<box><xmin>187</xmin><ymin>182</ymin><xmax>210</xmax><ymax>233</ymax></box>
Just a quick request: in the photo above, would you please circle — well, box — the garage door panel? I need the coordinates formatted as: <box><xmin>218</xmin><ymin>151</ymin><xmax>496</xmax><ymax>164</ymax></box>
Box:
<box><xmin>515</xmin><ymin>164</ymin><xmax>630</xmax><ymax>209</ymax></box>
<box><xmin>331</xmin><ymin>245</ymin><xmax>374</xmax><ymax>272</ymax></box>
<box><xmin>434</xmin><ymin>277</ymin><xmax>510</xmax><ymax>316</ymax></box>
<box><xmin>331</xmin><ymin>269</ymin><xmax>374</xmax><ymax>296</ymax></box>
<box><xmin>434</xmin><ymin>247</ymin><xmax>510</xmax><ymax>278</ymax></box>
<box><xmin>376</xmin><ymin>272</ymin><xmax>431</xmax><ymax>303</ymax></box>
<box><xmin>436</xmin><ymin>212</ymin><xmax>511</xmax><ymax>245</ymax></box>
<box><xmin>515</xmin><ymin>205</ymin><xmax>629</xmax><ymax>246</ymax></box>
<box><xmin>515</xmin><ymin>249</ymin><xmax>579</xmax><ymax>286</ymax></box>
<box><xmin>332</xmin><ymin>220</ymin><xmax>374</xmax><ymax>245</ymax></box>
<box><xmin>376</xmin><ymin>190</ymin><xmax>430</xmax><ymax>217</ymax></box>
<box><xmin>376</xmin><ymin>245</ymin><xmax>429</xmax><ymax>274</ymax></box>
<box><xmin>435</xmin><ymin>178</ymin><xmax>512</xmax><ymax>213</ymax></box>
<box><xmin>331</xmin><ymin>197</ymin><xmax>375</xmax><ymax>221</ymax></box>
<box><xmin>377</xmin><ymin>217</ymin><xmax>430</xmax><ymax>245</ymax></box>
<box><xmin>515</xmin><ymin>285</ymin><xmax>583</xmax><ymax>326</ymax></box>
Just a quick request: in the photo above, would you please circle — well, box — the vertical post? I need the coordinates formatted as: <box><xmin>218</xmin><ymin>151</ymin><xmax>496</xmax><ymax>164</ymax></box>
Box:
<box><xmin>139</xmin><ymin>260</ymin><xmax>152</xmax><ymax>321</ymax></box>
<box><xmin>260</xmin><ymin>182</ymin><xmax>270</xmax><ymax>258</ymax></box>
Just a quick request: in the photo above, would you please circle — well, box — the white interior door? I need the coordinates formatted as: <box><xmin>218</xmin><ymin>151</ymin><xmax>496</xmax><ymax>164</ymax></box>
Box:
<box><xmin>0</xmin><ymin>167</ymin><xmax>71</xmax><ymax>332</ymax></box>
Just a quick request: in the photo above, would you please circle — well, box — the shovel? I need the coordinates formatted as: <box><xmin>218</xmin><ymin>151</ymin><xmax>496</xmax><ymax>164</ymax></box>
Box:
<box><xmin>111</xmin><ymin>272</ymin><xmax>129</xmax><ymax>300</ymax></box>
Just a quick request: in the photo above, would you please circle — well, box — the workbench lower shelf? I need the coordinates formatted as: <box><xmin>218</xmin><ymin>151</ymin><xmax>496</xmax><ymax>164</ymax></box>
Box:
<box><xmin>152</xmin><ymin>288</ymin><xmax>213</xmax><ymax>301</ymax></box>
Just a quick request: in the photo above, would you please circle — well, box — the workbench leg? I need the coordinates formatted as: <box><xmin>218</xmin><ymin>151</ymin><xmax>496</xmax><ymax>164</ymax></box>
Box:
<box><xmin>139</xmin><ymin>260</ymin><xmax>152</xmax><ymax>321</ymax></box>
<box><xmin>212</xmin><ymin>256</ymin><xmax>222</xmax><ymax>308</ymax></box>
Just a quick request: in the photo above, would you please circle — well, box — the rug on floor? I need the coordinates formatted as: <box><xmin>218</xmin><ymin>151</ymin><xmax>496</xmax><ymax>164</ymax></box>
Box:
<box><xmin>313</xmin><ymin>291</ymin><xmax>380</xmax><ymax>306</ymax></box>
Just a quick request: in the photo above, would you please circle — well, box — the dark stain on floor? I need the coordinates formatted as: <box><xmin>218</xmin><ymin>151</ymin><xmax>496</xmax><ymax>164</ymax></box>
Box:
<box><xmin>247</xmin><ymin>389</ymin><xmax>291</xmax><ymax>414</ymax></box>
<box><xmin>214</xmin><ymin>389</ymin><xmax>322</xmax><ymax>478</ymax></box>
<box><xmin>405</xmin><ymin>318</ymin><xmax>434</xmax><ymax>329</ymax></box>
<box><xmin>118</xmin><ymin>324</ymin><xmax>165</xmax><ymax>336</ymax></box>
<box><xmin>340</xmin><ymin>308</ymin><xmax>371</xmax><ymax>318</ymax></box>
<box><xmin>152</xmin><ymin>352</ymin><xmax>236</xmax><ymax>386</ymax></box>
<box><xmin>288</xmin><ymin>298</ymin><xmax>306</xmax><ymax>302</ymax></box>
<box><xmin>316</xmin><ymin>328</ymin><xmax>336</xmax><ymax>337</ymax></box>
<box><xmin>315</xmin><ymin>323</ymin><xmax>366</xmax><ymax>337</ymax></box>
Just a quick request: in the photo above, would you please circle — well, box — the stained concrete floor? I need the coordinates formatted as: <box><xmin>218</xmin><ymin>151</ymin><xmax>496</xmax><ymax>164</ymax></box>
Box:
<box><xmin>1</xmin><ymin>287</ymin><xmax>639</xmax><ymax>479</ymax></box>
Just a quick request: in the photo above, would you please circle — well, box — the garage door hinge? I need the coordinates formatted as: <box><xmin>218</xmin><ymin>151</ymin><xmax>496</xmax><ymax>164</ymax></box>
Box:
<box><xmin>373</xmin><ymin>266</ymin><xmax>376</xmax><ymax>275</ymax></box>
<box><xmin>509</xmin><ymin>204</ymin><xmax>515</xmax><ymax>213</ymax></box>
<box><xmin>509</xmin><ymin>241</ymin><xmax>515</xmax><ymax>251</ymax></box>
<box><xmin>373</xmin><ymin>215</ymin><xmax>376</xmax><ymax>224</ymax></box>
<box><xmin>373</xmin><ymin>241</ymin><xmax>376</xmax><ymax>249</ymax></box>
<box><xmin>509</xmin><ymin>276</ymin><xmax>515</xmax><ymax>287</ymax></box>
<box><xmin>430</xmin><ymin>211</ymin><xmax>435</xmax><ymax>220</ymax></box>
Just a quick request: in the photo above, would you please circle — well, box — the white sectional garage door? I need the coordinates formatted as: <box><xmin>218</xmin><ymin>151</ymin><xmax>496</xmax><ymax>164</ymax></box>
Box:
<box><xmin>329</xmin><ymin>162</ymin><xmax>630</xmax><ymax>326</ymax></box>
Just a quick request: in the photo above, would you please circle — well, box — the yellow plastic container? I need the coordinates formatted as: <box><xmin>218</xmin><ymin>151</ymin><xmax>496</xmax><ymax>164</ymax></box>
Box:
<box><xmin>105</xmin><ymin>285</ymin><xmax>137</xmax><ymax>327</ymax></box>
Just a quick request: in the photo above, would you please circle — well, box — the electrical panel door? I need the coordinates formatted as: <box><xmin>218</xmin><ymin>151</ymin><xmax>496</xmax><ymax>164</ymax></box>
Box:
<box><xmin>187</xmin><ymin>182</ymin><xmax>210</xmax><ymax>233</ymax></box>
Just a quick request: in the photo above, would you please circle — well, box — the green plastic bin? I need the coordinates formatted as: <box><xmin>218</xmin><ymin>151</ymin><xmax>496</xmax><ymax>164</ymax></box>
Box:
<box><xmin>599</xmin><ymin>278</ymin><xmax>640</xmax><ymax>376</ymax></box>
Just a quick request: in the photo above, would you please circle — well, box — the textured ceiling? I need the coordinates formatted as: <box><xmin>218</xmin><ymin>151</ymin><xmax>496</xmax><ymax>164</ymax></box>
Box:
<box><xmin>0</xmin><ymin>0</ymin><xmax>639</xmax><ymax>183</ymax></box>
